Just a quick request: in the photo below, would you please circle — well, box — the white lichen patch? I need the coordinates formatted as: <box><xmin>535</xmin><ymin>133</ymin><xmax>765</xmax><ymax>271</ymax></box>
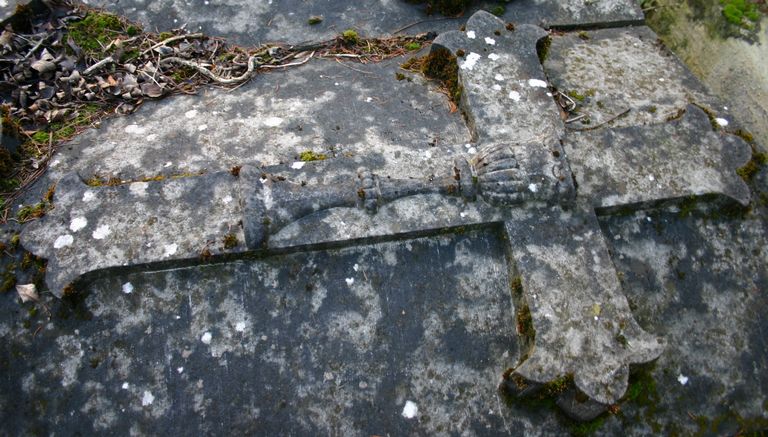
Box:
<box><xmin>678</xmin><ymin>374</ymin><xmax>689</xmax><ymax>385</ymax></box>
<box><xmin>494</xmin><ymin>74</ymin><xmax>504</xmax><ymax>81</ymax></box>
<box><xmin>54</xmin><ymin>234</ymin><xmax>74</xmax><ymax>249</ymax></box>
<box><xmin>460</xmin><ymin>52</ymin><xmax>482</xmax><ymax>71</ymax></box>
<box><xmin>508</xmin><ymin>91</ymin><xmax>521</xmax><ymax>102</ymax></box>
<box><xmin>163</xmin><ymin>243</ymin><xmax>178</xmax><ymax>257</ymax></box>
<box><xmin>402</xmin><ymin>400</ymin><xmax>419</xmax><ymax>419</ymax></box>
<box><xmin>82</xmin><ymin>191</ymin><xmax>96</xmax><ymax>202</ymax></box>
<box><xmin>92</xmin><ymin>225</ymin><xmax>111</xmax><ymax>240</ymax></box>
<box><xmin>311</xmin><ymin>284</ymin><xmax>328</xmax><ymax>313</ymax></box>
<box><xmin>69</xmin><ymin>217</ymin><xmax>88</xmax><ymax>232</ymax></box>
<box><xmin>235</xmin><ymin>321</ymin><xmax>246</xmax><ymax>332</ymax></box>
<box><xmin>291</xmin><ymin>161</ymin><xmax>306</xmax><ymax>170</ymax></box>
<box><xmin>201</xmin><ymin>332</ymin><xmax>212</xmax><ymax>344</ymax></box>
<box><xmin>345</xmin><ymin>277</ymin><xmax>355</xmax><ymax>286</ymax></box>
<box><xmin>55</xmin><ymin>335</ymin><xmax>84</xmax><ymax>387</ymax></box>
<box><xmin>715</xmin><ymin>117</ymin><xmax>729</xmax><ymax>127</ymax></box>
<box><xmin>124</xmin><ymin>124</ymin><xmax>147</xmax><ymax>135</ymax></box>
<box><xmin>122</xmin><ymin>282</ymin><xmax>134</xmax><ymax>294</ymax></box>
<box><xmin>492</xmin><ymin>84</ymin><xmax>502</xmax><ymax>91</ymax></box>
<box><xmin>198</xmin><ymin>124</ymin><xmax>208</xmax><ymax>131</ymax></box>
<box><xmin>141</xmin><ymin>390</ymin><xmax>155</xmax><ymax>406</ymax></box>
<box><xmin>263</xmin><ymin>117</ymin><xmax>284</xmax><ymax>127</ymax></box>
<box><xmin>484</xmin><ymin>37</ymin><xmax>496</xmax><ymax>45</ymax></box>
<box><xmin>129</xmin><ymin>182</ymin><xmax>149</xmax><ymax>197</ymax></box>
<box><xmin>184</xmin><ymin>109</ymin><xmax>198</xmax><ymax>118</ymax></box>
<box><xmin>527</xmin><ymin>79</ymin><xmax>548</xmax><ymax>88</ymax></box>
<box><xmin>528</xmin><ymin>183</ymin><xmax>538</xmax><ymax>193</ymax></box>
<box><xmin>488</xmin><ymin>53</ymin><xmax>500</xmax><ymax>61</ymax></box>
<box><xmin>466</xmin><ymin>30</ymin><xmax>476</xmax><ymax>39</ymax></box>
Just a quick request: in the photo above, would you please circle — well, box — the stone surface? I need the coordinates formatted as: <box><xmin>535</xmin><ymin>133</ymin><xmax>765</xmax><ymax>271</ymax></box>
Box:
<box><xmin>46</xmin><ymin>58</ymin><xmax>469</xmax><ymax>183</ymax></box>
<box><xmin>504</xmin><ymin>0</ymin><xmax>643</xmax><ymax>29</ymax></box>
<box><xmin>544</xmin><ymin>26</ymin><xmax>724</xmax><ymax>129</ymax></box>
<box><xmin>0</xmin><ymin>0</ymin><xmax>25</xmax><ymax>21</ymax></box>
<box><xmin>3</xmin><ymin>4</ymin><xmax>768</xmax><ymax>436</ymax></box>
<box><xmin>432</xmin><ymin>14</ymin><xmax>563</xmax><ymax>146</ymax></box>
<box><xmin>86</xmin><ymin>0</ymin><xmax>642</xmax><ymax>46</ymax></box>
<box><xmin>504</xmin><ymin>204</ymin><xmax>664</xmax><ymax>405</ymax></box>
<box><xmin>566</xmin><ymin>105</ymin><xmax>752</xmax><ymax>211</ymax></box>
<box><xmin>18</xmin><ymin>11</ymin><xmax>753</xmax><ymax>413</ymax></box>
<box><xmin>21</xmin><ymin>172</ymin><xmax>245</xmax><ymax>296</ymax></box>
<box><xmin>2</xmin><ymin>229</ymin><xmax>523</xmax><ymax>435</ymax></box>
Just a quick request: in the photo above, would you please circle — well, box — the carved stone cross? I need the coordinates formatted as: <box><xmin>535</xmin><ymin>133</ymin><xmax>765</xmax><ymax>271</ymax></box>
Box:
<box><xmin>21</xmin><ymin>11</ymin><xmax>751</xmax><ymax>420</ymax></box>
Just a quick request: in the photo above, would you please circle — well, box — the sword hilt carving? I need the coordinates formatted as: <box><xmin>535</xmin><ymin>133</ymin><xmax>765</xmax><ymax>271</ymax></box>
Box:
<box><xmin>243</xmin><ymin>143</ymin><xmax>574</xmax><ymax>249</ymax></box>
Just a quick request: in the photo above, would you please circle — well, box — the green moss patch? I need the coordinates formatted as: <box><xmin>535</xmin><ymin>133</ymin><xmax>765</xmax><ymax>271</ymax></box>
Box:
<box><xmin>720</xmin><ymin>0</ymin><xmax>762</xmax><ymax>28</ymax></box>
<box><xmin>299</xmin><ymin>150</ymin><xmax>327</xmax><ymax>162</ymax></box>
<box><xmin>402</xmin><ymin>47</ymin><xmax>462</xmax><ymax>105</ymax></box>
<box><xmin>68</xmin><ymin>11</ymin><xmax>137</xmax><ymax>57</ymax></box>
<box><xmin>736</xmin><ymin>145</ymin><xmax>768</xmax><ymax>182</ymax></box>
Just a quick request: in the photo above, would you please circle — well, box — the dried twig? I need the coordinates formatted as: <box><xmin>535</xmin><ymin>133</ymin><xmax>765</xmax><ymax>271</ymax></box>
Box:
<box><xmin>83</xmin><ymin>56</ymin><xmax>114</xmax><ymax>75</ymax></box>
<box><xmin>567</xmin><ymin>109</ymin><xmax>631</xmax><ymax>131</ymax></box>
<box><xmin>160</xmin><ymin>54</ymin><xmax>263</xmax><ymax>84</ymax></box>
<box><xmin>22</xmin><ymin>34</ymin><xmax>49</xmax><ymax>60</ymax></box>
<box><xmin>321</xmin><ymin>53</ymin><xmax>365</xmax><ymax>59</ymax></box>
<box><xmin>142</xmin><ymin>32</ymin><xmax>206</xmax><ymax>55</ymax></box>
<box><xmin>259</xmin><ymin>51</ymin><xmax>314</xmax><ymax>69</ymax></box>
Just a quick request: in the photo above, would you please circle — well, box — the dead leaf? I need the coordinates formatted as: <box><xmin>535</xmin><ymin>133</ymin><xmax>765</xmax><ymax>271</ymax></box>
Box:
<box><xmin>61</xmin><ymin>69</ymin><xmax>80</xmax><ymax>82</ymax></box>
<box><xmin>140</xmin><ymin>82</ymin><xmax>164</xmax><ymax>98</ymax></box>
<box><xmin>31</xmin><ymin>59</ymin><xmax>56</xmax><ymax>73</ymax></box>
<box><xmin>39</xmin><ymin>48</ymin><xmax>54</xmax><ymax>61</ymax></box>
<box><xmin>0</xmin><ymin>29</ymin><xmax>13</xmax><ymax>51</ymax></box>
<box><xmin>16</xmin><ymin>283</ymin><xmax>39</xmax><ymax>303</ymax></box>
<box><xmin>44</xmin><ymin>108</ymin><xmax>68</xmax><ymax>122</ymax></box>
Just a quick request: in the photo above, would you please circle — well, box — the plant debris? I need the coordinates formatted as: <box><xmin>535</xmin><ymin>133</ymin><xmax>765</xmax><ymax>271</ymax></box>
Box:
<box><xmin>0</xmin><ymin>0</ymin><xmax>434</xmax><ymax>222</ymax></box>
<box><xmin>16</xmin><ymin>282</ymin><xmax>38</xmax><ymax>302</ymax></box>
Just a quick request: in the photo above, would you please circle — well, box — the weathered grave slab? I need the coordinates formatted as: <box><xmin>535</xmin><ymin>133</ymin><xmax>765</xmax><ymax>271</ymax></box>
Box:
<box><xmin>594</xmin><ymin>202</ymin><xmax>768</xmax><ymax>435</ymax></box>
<box><xmin>503</xmin><ymin>0</ymin><xmax>643</xmax><ymax>29</ymax></box>
<box><xmin>543</xmin><ymin>25</ymin><xmax>752</xmax><ymax>211</ymax></box>
<box><xmin>20</xmin><ymin>172</ymin><xmax>245</xmax><ymax>295</ymax></box>
<box><xmin>2</xmin><ymin>229</ymin><xmax>523</xmax><ymax>435</ymax></box>
<box><xmin>432</xmin><ymin>13</ymin><xmax>564</xmax><ymax>145</ymax></box>
<box><xmin>20</xmin><ymin>12</ymin><xmax>670</xmax><ymax>412</ymax></box>
<box><xmin>4</xmin><ymin>4</ymin><xmax>768</xmax><ymax>435</ymax></box>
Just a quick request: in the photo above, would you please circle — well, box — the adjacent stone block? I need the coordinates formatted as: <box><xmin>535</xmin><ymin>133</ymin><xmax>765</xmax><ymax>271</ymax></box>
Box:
<box><xmin>565</xmin><ymin>105</ymin><xmax>752</xmax><ymax>210</ymax></box>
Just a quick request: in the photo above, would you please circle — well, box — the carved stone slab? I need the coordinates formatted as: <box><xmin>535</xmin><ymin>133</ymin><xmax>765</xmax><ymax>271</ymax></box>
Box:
<box><xmin>17</xmin><ymin>10</ymin><xmax>753</xmax><ymax>417</ymax></box>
